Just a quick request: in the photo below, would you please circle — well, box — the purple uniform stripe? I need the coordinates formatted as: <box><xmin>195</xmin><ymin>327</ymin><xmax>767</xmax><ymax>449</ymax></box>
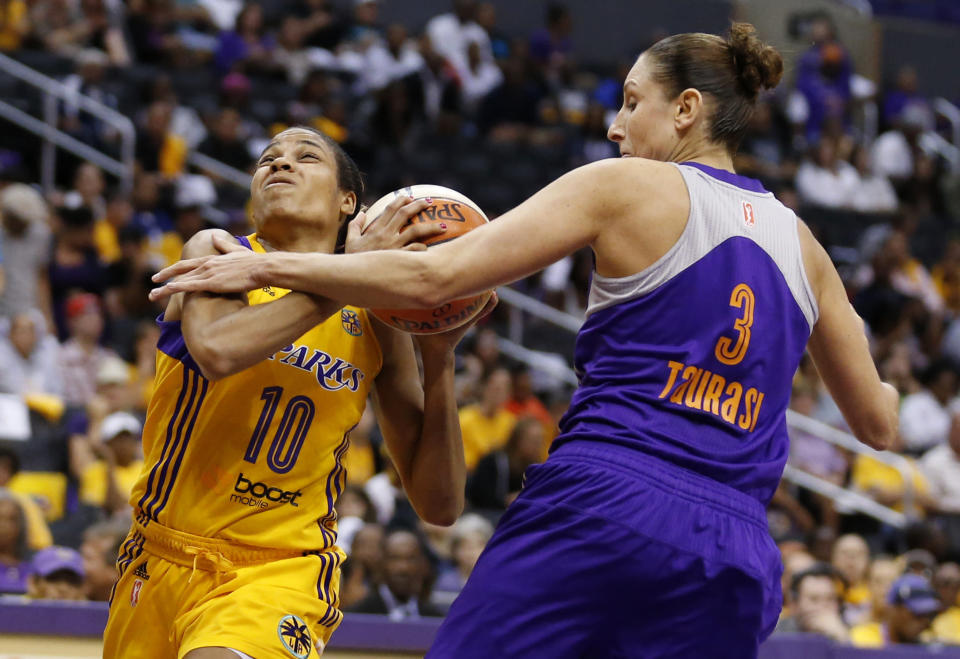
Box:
<box><xmin>145</xmin><ymin>370</ymin><xmax>202</xmax><ymax>519</ymax></box>
<box><xmin>235</xmin><ymin>235</ymin><xmax>253</xmax><ymax>250</ymax></box>
<box><xmin>138</xmin><ymin>368</ymin><xmax>191</xmax><ymax>514</ymax></box>
<box><xmin>152</xmin><ymin>375</ymin><xmax>208</xmax><ymax>521</ymax></box>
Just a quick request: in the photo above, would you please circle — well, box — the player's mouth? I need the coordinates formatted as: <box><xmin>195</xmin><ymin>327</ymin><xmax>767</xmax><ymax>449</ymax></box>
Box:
<box><xmin>265</xmin><ymin>176</ymin><xmax>295</xmax><ymax>189</ymax></box>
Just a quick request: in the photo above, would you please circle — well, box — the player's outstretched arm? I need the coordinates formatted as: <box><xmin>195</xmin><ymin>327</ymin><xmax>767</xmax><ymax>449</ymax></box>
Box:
<box><xmin>175</xmin><ymin>229</ymin><xmax>341</xmax><ymax>380</ymax></box>
<box><xmin>801</xmin><ymin>221</ymin><xmax>898</xmax><ymax>450</ymax></box>
<box><xmin>149</xmin><ymin>158</ymin><xmax>652</xmax><ymax>307</ymax></box>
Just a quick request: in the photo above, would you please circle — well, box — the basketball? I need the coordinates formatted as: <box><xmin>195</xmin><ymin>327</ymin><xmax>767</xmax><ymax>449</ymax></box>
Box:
<box><xmin>361</xmin><ymin>185</ymin><xmax>493</xmax><ymax>334</ymax></box>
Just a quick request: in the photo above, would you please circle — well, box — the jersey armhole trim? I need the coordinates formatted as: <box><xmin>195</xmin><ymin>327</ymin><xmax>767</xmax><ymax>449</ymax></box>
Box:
<box><xmin>792</xmin><ymin>215</ymin><xmax>820</xmax><ymax>333</ymax></box>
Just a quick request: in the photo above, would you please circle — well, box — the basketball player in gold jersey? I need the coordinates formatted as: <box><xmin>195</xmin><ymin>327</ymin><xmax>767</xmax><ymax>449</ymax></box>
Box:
<box><xmin>103</xmin><ymin>127</ymin><xmax>490</xmax><ymax>659</ymax></box>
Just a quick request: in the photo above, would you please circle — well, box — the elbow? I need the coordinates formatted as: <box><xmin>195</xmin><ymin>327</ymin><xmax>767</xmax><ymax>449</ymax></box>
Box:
<box><xmin>190</xmin><ymin>341</ymin><xmax>236</xmax><ymax>381</ymax></box>
<box><xmin>417</xmin><ymin>495</ymin><xmax>464</xmax><ymax>527</ymax></box>
<box><xmin>855</xmin><ymin>414</ymin><xmax>899</xmax><ymax>452</ymax></box>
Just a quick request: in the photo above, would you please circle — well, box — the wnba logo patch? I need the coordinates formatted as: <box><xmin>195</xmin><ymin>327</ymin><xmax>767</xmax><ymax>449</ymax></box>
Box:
<box><xmin>341</xmin><ymin>310</ymin><xmax>362</xmax><ymax>336</ymax></box>
<box><xmin>130</xmin><ymin>579</ymin><xmax>143</xmax><ymax>606</ymax></box>
<box><xmin>741</xmin><ymin>200</ymin><xmax>756</xmax><ymax>228</ymax></box>
<box><xmin>278</xmin><ymin>614</ymin><xmax>312</xmax><ymax>658</ymax></box>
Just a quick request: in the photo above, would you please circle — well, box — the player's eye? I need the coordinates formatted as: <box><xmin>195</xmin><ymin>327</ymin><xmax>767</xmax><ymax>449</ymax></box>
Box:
<box><xmin>258</xmin><ymin>155</ymin><xmax>275</xmax><ymax>166</ymax></box>
<box><xmin>299</xmin><ymin>152</ymin><xmax>320</xmax><ymax>161</ymax></box>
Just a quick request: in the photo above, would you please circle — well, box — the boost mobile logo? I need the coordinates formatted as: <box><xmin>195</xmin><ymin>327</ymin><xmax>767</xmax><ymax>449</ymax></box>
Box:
<box><xmin>231</xmin><ymin>473</ymin><xmax>303</xmax><ymax>508</ymax></box>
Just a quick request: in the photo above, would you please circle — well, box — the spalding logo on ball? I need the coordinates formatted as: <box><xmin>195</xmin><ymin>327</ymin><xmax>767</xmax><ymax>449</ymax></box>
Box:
<box><xmin>362</xmin><ymin>184</ymin><xmax>492</xmax><ymax>334</ymax></box>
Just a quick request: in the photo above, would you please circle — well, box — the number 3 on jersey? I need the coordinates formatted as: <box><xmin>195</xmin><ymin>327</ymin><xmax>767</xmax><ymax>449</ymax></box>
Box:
<box><xmin>714</xmin><ymin>284</ymin><xmax>755</xmax><ymax>366</ymax></box>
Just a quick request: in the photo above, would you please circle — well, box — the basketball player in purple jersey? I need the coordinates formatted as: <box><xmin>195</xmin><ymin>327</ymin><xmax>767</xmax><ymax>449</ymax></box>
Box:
<box><xmin>151</xmin><ymin>23</ymin><xmax>898</xmax><ymax>658</ymax></box>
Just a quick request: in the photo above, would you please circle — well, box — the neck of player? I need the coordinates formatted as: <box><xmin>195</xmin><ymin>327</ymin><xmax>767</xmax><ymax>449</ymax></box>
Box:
<box><xmin>257</xmin><ymin>218</ymin><xmax>338</xmax><ymax>254</ymax></box>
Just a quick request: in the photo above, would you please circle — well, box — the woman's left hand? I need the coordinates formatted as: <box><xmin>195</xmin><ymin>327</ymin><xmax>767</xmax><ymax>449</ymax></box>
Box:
<box><xmin>148</xmin><ymin>233</ymin><xmax>265</xmax><ymax>302</ymax></box>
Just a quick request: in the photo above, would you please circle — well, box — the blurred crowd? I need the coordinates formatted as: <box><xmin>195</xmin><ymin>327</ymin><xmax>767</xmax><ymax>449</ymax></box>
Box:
<box><xmin>1</xmin><ymin>0</ymin><xmax>960</xmax><ymax>649</ymax></box>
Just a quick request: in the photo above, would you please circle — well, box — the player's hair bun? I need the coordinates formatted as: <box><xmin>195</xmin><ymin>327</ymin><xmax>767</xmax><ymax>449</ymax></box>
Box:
<box><xmin>727</xmin><ymin>22</ymin><xmax>783</xmax><ymax>98</ymax></box>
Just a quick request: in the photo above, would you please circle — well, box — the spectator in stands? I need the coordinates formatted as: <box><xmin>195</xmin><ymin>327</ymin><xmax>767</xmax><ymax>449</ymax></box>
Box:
<box><xmin>867</xmin><ymin>557</ymin><xmax>901</xmax><ymax>624</ymax></box>
<box><xmin>416</xmin><ymin>34</ymin><xmax>463</xmax><ymax>130</ymax></box>
<box><xmin>795</xmin><ymin>137</ymin><xmax>859</xmax><ymax>209</ymax></box>
<box><xmin>27</xmin><ymin>545</ymin><xmax>86</xmax><ymax>600</ymax></box>
<box><xmin>62</xmin><ymin>163</ymin><xmax>108</xmax><ymax>222</ymax></box>
<box><xmin>296</xmin><ymin>0</ymin><xmax>343</xmax><ymax>50</ymax></box>
<box><xmin>832</xmin><ymin>534</ymin><xmax>873</xmax><ymax>625</ymax></box>
<box><xmin>340</xmin><ymin>522</ymin><xmax>384</xmax><ymax>608</ymax></box>
<box><xmin>575</xmin><ymin>100</ymin><xmax>617</xmax><ymax>164</ymax></box>
<box><xmin>871</xmin><ymin>104</ymin><xmax>933</xmax><ymax>183</ymax></box>
<box><xmin>59</xmin><ymin>50</ymin><xmax>120</xmax><ymax>151</ymax></box>
<box><xmin>38</xmin><ymin>0</ymin><xmax>129</xmax><ymax>64</ymax></box>
<box><xmin>199</xmin><ymin>107</ymin><xmax>254</xmax><ymax>172</ymax></box>
<box><xmin>78</xmin><ymin>411</ymin><xmax>143</xmax><ymax>516</ymax></box>
<box><xmin>921</xmin><ymin>410</ymin><xmax>960</xmax><ymax>514</ymax></box>
<box><xmin>271</xmin><ymin>15</ymin><xmax>313</xmax><ymax>87</ymax></box>
<box><xmin>59</xmin><ymin>293</ymin><xmax>120</xmax><ymax>407</ymax></box>
<box><xmin>48</xmin><ymin>206</ymin><xmax>111</xmax><ymax>340</ymax></box>
<box><xmin>0</xmin><ymin>309</ymin><xmax>63</xmax><ymax>397</ymax></box>
<box><xmin>779</xmin><ymin>543</ymin><xmax>815</xmax><ymax>614</ymax></box>
<box><xmin>0</xmin><ymin>490</ymin><xmax>30</xmax><ymax>594</ymax></box>
<box><xmin>478</xmin><ymin>54</ymin><xmax>544</xmax><ymax>140</ymax></box>
<box><xmin>793</xmin><ymin>16</ymin><xmax>852</xmax><ymax>144</ymax></box>
<box><xmin>0</xmin><ymin>0</ymin><xmax>30</xmax><ymax>51</ymax></box>
<box><xmin>851</xmin><ymin>448</ymin><xmax>932</xmax><ymax>516</ymax></box>
<box><xmin>900</xmin><ymin>359</ymin><xmax>958</xmax><ymax>455</ymax></box>
<box><xmin>432</xmin><ymin>514</ymin><xmax>492</xmax><ymax>611</ymax></box>
<box><xmin>932</xmin><ymin>562</ymin><xmax>960</xmax><ymax>644</ymax></box>
<box><xmin>0</xmin><ymin>449</ymin><xmax>52</xmax><ymax>552</ymax></box>
<box><xmin>788</xmin><ymin>381</ymin><xmax>847</xmax><ymax>484</ymax></box>
<box><xmin>135</xmin><ymin>100</ymin><xmax>188</xmax><ymax>179</ymax></box>
<box><xmin>79</xmin><ymin>519</ymin><xmax>126</xmax><ymax>601</ymax></box>
<box><xmin>883</xmin><ymin>65</ymin><xmax>930</xmax><ymax>129</ymax></box>
<box><xmin>335</xmin><ymin>485</ymin><xmax>375</xmax><ymax>555</ymax></box>
<box><xmin>474</xmin><ymin>2</ymin><xmax>507</xmax><ymax>60</ymax></box>
<box><xmin>343</xmin><ymin>405</ymin><xmax>379</xmax><ymax>487</ymax></box>
<box><xmin>735</xmin><ymin>98</ymin><xmax>793</xmax><ymax>186</ymax></box>
<box><xmin>349</xmin><ymin>529</ymin><xmax>443</xmax><ymax>619</ymax></box>
<box><xmin>848</xmin><ymin>145</ymin><xmax>898</xmax><ymax>214</ymax></box>
<box><xmin>775</xmin><ymin>563</ymin><xmax>850</xmax><ymax>642</ymax></box>
<box><xmin>458</xmin><ymin>367</ymin><xmax>516</xmax><ymax>471</ymax></box>
<box><xmin>92</xmin><ymin>190</ymin><xmax>134</xmax><ymax>264</ymax></box>
<box><xmin>529</xmin><ymin>3</ymin><xmax>573</xmax><ymax>80</ymax></box>
<box><xmin>505</xmin><ymin>365</ymin><xmax>554</xmax><ymax>441</ymax></box>
<box><xmin>0</xmin><ymin>184</ymin><xmax>52</xmax><ymax>325</ymax></box>
<box><xmin>214</xmin><ymin>1</ymin><xmax>274</xmax><ymax>74</ymax></box>
<box><xmin>426</xmin><ymin>0</ymin><xmax>491</xmax><ymax>70</ymax></box>
<box><xmin>467</xmin><ymin>417</ymin><xmax>543</xmax><ymax>513</ymax></box>
<box><xmin>342</xmin><ymin>0</ymin><xmax>382</xmax><ymax>53</ymax></box>
<box><xmin>363</xmin><ymin>24</ymin><xmax>424</xmax><ymax>93</ymax></box>
<box><xmin>933</xmin><ymin>238</ymin><xmax>960</xmax><ymax>315</ymax></box>
<box><xmin>851</xmin><ymin>574</ymin><xmax>941</xmax><ymax>646</ymax></box>
<box><xmin>457</xmin><ymin>40</ymin><xmax>503</xmax><ymax>117</ymax></box>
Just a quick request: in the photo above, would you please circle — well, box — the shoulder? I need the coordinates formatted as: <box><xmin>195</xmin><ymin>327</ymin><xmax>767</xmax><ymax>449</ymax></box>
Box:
<box><xmin>180</xmin><ymin>228</ymin><xmax>236</xmax><ymax>259</ymax></box>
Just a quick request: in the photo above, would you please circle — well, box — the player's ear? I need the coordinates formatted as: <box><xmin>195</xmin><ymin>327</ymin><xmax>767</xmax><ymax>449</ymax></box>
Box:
<box><xmin>340</xmin><ymin>191</ymin><xmax>357</xmax><ymax>220</ymax></box>
<box><xmin>675</xmin><ymin>88</ymin><xmax>702</xmax><ymax>132</ymax></box>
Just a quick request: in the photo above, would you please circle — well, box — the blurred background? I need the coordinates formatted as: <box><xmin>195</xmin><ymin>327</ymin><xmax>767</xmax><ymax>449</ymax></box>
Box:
<box><xmin>1</xmin><ymin>0</ymin><xmax>960</xmax><ymax>655</ymax></box>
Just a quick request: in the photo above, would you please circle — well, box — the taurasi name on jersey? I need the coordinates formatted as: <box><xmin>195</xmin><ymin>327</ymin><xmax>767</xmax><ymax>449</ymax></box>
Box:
<box><xmin>267</xmin><ymin>343</ymin><xmax>365</xmax><ymax>392</ymax></box>
<box><xmin>658</xmin><ymin>360</ymin><xmax>765</xmax><ymax>432</ymax></box>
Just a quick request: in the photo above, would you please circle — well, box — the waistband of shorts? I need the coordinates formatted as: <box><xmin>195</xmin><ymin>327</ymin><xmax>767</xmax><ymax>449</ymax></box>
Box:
<box><xmin>549</xmin><ymin>440</ymin><xmax>768</xmax><ymax>527</ymax></box>
<box><xmin>134</xmin><ymin>516</ymin><xmax>312</xmax><ymax>568</ymax></box>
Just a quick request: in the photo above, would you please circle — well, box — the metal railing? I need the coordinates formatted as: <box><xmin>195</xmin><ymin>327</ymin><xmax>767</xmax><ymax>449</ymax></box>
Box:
<box><xmin>934</xmin><ymin>97</ymin><xmax>960</xmax><ymax>148</ymax></box>
<box><xmin>786</xmin><ymin>410</ymin><xmax>916</xmax><ymax>522</ymax></box>
<box><xmin>0</xmin><ymin>51</ymin><xmax>136</xmax><ymax>192</ymax></box>
<box><xmin>187</xmin><ymin>151</ymin><xmax>252</xmax><ymax>189</ymax></box>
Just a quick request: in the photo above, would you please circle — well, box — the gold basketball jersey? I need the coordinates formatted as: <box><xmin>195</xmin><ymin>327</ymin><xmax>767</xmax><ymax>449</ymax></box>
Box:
<box><xmin>130</xmin><ymin>234</ymin><xmax>382</xmax><ymax>550</ymax></box>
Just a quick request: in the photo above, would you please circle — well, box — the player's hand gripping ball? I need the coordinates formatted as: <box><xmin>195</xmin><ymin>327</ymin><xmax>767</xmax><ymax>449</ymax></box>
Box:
<box><xmin>362</xmin><ymin>185</ymin><xmax>492</xmax><ymax>334</ymax></box>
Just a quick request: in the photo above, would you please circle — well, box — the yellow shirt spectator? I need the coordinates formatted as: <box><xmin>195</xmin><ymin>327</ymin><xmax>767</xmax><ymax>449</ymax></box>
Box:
<box><xmin>10</xmin><ymin>491</ymin><xmax>52</xmax><ymax>551</ymax></box>
<box><xmin>459</xmin><ymin>405</ymin><xmax>516</xmax><ymax>471</ymax></box>
<box><xmin>850</xmin><ymin>621</ymin><xmax>885</xmax><ymax>647</ymax></box>
<box><xmin>0</xmin><ymin>0</ymin><xmax>28</xmax><ymax>51</ymax></box>
<box><xmin>8</xmin><ymin>472</ymin><xmax>67</xmax><ymax>521</ymax></box>
<box><xmin>79</xmin><ymin>460</ymin><xmax>144</xmax><ymax>507</ymax></box>
<box><xmin>851</xmin><ymin>454</ymin><xmax>929</xmax><ymax>514</ymax></box>
<box><xmin>933</xmin><ymin>607</ymin><xmax>960</xmax><ymax>645</ymax></box>
<box><xmin>94</xmin><ymin>219</ymin><xmax>122</xmax><ymax>263</ymax></box>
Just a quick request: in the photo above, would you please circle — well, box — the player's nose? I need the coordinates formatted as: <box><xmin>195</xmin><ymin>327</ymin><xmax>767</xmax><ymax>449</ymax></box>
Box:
<box><xmin>607</xmin><ymin>117</ymin><xmax>624</xmax><ymax>143</ymax></box>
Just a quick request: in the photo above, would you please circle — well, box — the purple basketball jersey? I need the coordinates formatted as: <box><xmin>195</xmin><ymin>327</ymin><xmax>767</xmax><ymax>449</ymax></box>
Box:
<box><xmin>555</xmin><ymin>163</ymin><xmax>818</xmax><ymax>505</ymax></box>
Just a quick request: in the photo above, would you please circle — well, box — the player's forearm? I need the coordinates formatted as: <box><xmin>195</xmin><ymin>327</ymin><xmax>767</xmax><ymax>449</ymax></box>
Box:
<box><xmin>403</xmin><ymin>350</ymin><xmax>466</xmax><ymax>526</ymax></box>
<box><xmin>190</xmin><ymin>292</ymin><xmax>341</xmax><ymax>379</ymax></box>
<box><xmin>264</xmin><ymin>251</ymin><xmax>447</xmax><ymax>309</ymax></box>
